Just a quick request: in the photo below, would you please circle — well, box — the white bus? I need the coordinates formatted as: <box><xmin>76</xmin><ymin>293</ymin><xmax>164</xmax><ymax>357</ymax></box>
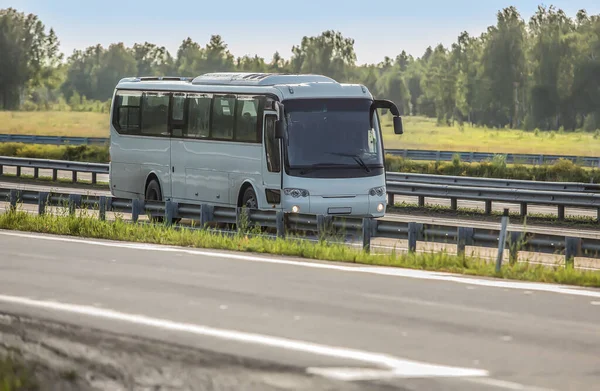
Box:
<box><xmin>108</xmin><ymin>72</ymin><xmax>403</xmax><ymax>220</ymax></box>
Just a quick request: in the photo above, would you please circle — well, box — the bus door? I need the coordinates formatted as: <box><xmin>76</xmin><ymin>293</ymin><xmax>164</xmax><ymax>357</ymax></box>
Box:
<box><xmin>262</xmin><ymin>113</ymin><xmax>282</xmax><ymax>207</ymax></box>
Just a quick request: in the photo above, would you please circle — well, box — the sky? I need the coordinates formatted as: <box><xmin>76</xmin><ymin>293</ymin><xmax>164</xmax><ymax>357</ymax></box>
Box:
<box><xmin>4</xmin><ymin>0</ymin><xmax>600</xmax><ymax>65</ymax></box>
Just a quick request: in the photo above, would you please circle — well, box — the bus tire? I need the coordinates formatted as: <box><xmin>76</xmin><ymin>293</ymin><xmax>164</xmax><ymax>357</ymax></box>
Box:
<box><xmin>145</xmin><ymin>178</ymin><xmax>181</xmax><ymax>225</ymax></box>
<box><xmin>241</xmin><ymin>186</ymin><xmax>258</xmax><ymax>209</ymax></box>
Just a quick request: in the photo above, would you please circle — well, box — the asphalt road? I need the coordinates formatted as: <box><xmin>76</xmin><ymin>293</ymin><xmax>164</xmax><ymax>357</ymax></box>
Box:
<box><xmin>1</xmin><ymin>230</ymin><xmax>599</xmax><ymax>390</ymax></box>
<box><xmin>1</xmin><ymin>166</ymin><xmax>598</xmax><ymax>220</ymax></box>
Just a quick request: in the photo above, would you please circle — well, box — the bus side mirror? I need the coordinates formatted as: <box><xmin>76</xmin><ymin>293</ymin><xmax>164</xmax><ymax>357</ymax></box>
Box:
<box><xmin>275</xmin><ymin>120</ymin><xmax>284</xmax><ymax>139</ymax></box>
<box><xmin>393</xmin><ymin>116</ymin><xmax>403</xmax><ymax>135</ymax></box>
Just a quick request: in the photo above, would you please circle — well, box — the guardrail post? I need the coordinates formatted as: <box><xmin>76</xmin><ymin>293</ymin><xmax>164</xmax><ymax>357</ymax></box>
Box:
<box><xmin>68</xmin><ymin>194</ymin><xmax>81</xmax><ymax>215</ymax></box>
<box><xmin>132</xmin><ymin>199</ymin><xmax>143</xmax><ymax>223</ymax></box>
<box><xmin>558</xmin><ymin>205</ymin><xmax>565</xmax><ymax>220</ymax></box>
<box><xmin>72</xmin><ymin>170</ymin><xmax>78</xmax><ymax>183</ymax></box>
<box><xmin>418</xmin><ymin>196</ymin><xmax>425</xmax><ymax>208</ymax></box>
<box><xmin>407</xmin><ymin>222</ymin><xmax>420</xmax><ymax>254</ymax></box>
<box><xmin>317</xmin><ymin>215</ymin><xmax>333</xmax><ymax>238</ymax></box>
<box><xmin>52</xmin><ymin>169</ymin><xmax>58</xmax><ymax>181</ymax></box>
<box><xmin>165</xmin><ymin>201</ymin><xmax>178</xmax><ymax>226</ymax></box>
<box><xmin>0</xmin><ymin>164</ymin><xmax>3</xmax><ymax>175</ymax></box>
<box><xmin>450</xmin><ymin>198</ymin><xmax>458</xmax><ymax>211</ymax></box>
<box><xmin>565</xmin><ymin>237</ymin><xmax>581</xmax><ymax>269</ymax></box>
<box><xmin>276</xmin><ymin>210</ymin><xmax>285</xmax><ymax>238</ymax></box>
<box><xmin>597</xmin><ymin>207</ymin><xmax>600</xmax><ymax>224</ymax></box>
<box><xmin>387</xmin><ymin>192</ymin><xmax>395</xmax><ymax>206</ymax></box>
<box><xmin>457</xmin><ymin>227</ymin><xmax>474</xmax><ymax>257</ymax></box>
<box><xmin>33</xmin><ymin>167</ymin><xmax>39</xmax><ymax>179</ymax></box>
<box><xmin>200</xmin><ymin>204</ymin><xmax>214</xmax><ymax>227</ymax></box>
<box><xmin>496</xmin><ymin>209</ymin><xmax>510</xmax><ymax>273</ymax></box>
<box><xmin>16</xmin><ymin>166</ymin><xmax>21</xmax><ymax>177</ymax></box>
<box><xmin>520</xmin><ymin>203</ymin><xmax>527</xmax><ymax>217</ymax></box>
<box><xmin>9</xmin><ymin>189</ymin><xmax>19</xmax><ymax>211</ymax></box>
<box><xmin>508</xmin><ymin>231</ymin><xmax>523</xmax><ymax>265</ymax></box>
<box><xmin>98</xmin><ymin>196</ymin><xmax>106</xmax><ymax>221</ymax></box>
<box><xmin>362</xmin><ymin>218</ymin><xmax>372</xmax><ymax>252</ymax></box>
<box><xmin>485</xmin><ymin>200</ymin><xmax>492</xmax><ymax>215</ymax></box>
<box><xmin>91</xmin><ymin>172</ymin><xmax>97</xmax><ymax>185</ymax></box>
<box><xmin>38</xmin><ymin>192</ymin><xmax>49</xmax><ymax>215</ymax></box>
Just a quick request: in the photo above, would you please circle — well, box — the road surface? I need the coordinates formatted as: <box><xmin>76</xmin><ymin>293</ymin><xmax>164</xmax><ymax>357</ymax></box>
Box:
<box><xmin>0</xmin><ymin>230</ymin><xmax>599</xmax><ymax>390</ymax></box>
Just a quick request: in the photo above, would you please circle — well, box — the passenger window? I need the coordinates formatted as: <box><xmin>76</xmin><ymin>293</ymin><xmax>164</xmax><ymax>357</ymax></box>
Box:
<box><xmin>113</xmin><ymin>91</ymin><xmax>141</xmax><ymax>134</ymax></box>
<box><xmin>264</xmin><ymin>115</ymin><xmax>280</xmax><ymax>172</ymax></box>
<box><xmin>212</xmin><ymin>95</ymin><xmax>235</xmax><ymax>140</ymax></box>
<box><xmin>172</xmin><ymin>93</ymin><xmax>185</xmax><ymax>122</ymax></box>
<box><xmin>186</xmin><ymin>94</ymin><xmax>211</xmax><ymax>138</ymax></box>
<box><xmin>141</xmin><ymin>92</ymin><xmax>169</xmax><ymax>136</ymax></box>
<box><xmin>235</xmin><ymin>97</ymin><xmax>259</xmax><ymax>142</ymax></box>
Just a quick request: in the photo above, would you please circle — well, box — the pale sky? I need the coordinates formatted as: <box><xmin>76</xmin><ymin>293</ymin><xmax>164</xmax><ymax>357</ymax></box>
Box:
<box><xmin>5</xmin><ymin>0</ymin><xmax>600</xmax><ymax>65</ymax></box>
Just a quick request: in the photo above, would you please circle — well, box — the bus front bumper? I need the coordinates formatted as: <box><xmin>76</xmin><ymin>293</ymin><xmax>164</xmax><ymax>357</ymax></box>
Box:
<box><xmin>282</xmin><ymin>194</ymin><xmax>386</xmax><ymax>218</ymax></box>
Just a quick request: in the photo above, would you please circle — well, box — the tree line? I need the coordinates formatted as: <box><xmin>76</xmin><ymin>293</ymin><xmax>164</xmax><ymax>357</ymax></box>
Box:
<box><xmin>1</xmin><ymin>5</ymin><xmax>599</xmax><ymax>131</ymax></box>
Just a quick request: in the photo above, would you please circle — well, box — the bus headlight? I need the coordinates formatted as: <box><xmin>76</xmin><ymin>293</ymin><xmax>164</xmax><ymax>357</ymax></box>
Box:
<box><xmin>377</xmin><ymin>203</ymin><xmax>385</xmax><ymax>212</ymax></box>
<box><xmin>292</xmin><ymin>205</ymin><xmax>300</xmax><ymax>213</ymax></box>
<box><xmin>284</xmin><ymin>188</ymin><xmax>309</xmax><ymax>198</ymax></box>
<box><xmin>369</xmin><ymin>186</ymin><xmax>385</xmax><ymax>197</ymax></box>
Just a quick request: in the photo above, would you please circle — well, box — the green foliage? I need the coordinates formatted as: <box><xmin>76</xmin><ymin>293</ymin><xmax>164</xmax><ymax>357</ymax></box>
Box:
<box><xmin>385</xmin><ymin>155</ymin><xmax>600</xmax><ymax>183</ymax></box>
<box><xmin>0</xmin><ymin>354</ymin><xmax>37</xmax><ymax>391</ymax></box>
<box><xmin>0</xmin><ymin>209</ymin><xmax>599</xmax><ymax>287</ymax></box>
<box><xmin>0</xmin><ymin>143</ymin><xmax>109</xmax><ymax>163</ymax></box>
<box><xmin>2</xmin><ymin>5</ymin><xmax>600</xmax><ymax>133</ymax></box>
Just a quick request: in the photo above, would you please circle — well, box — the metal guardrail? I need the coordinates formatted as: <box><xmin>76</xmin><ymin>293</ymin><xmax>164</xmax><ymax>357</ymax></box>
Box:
<box><xmin>0</xmin><ymin>134</ymin><xmax>108</xmax><ymax>146</ymax></box>
<box><xmin>1</xmin><ymin>156</ymin><xmax>600</xmax><ymax>222</ymax></box>
<box><xmin>386</xmin><ymin>149</ymin><xmax>600</xmax><ymax>168</ymax></box>
<box><xmin>1</xmin><ymin>133</ymin><xmax>598</xmax><ymax>167</ymax></box>
<box><xmin>0</xmin><ymin>156</ymin><xmax>108</xmax><ymax>184</ymax></box>
<box><xmin>386</xmin><ymin>172</ymin><xmax>600</xmax><ymax>193</ymax></box>
<box><xmin>1</xmin><ymin>187</ymin><xmax>598</xmax><ymax>267</ymax></box>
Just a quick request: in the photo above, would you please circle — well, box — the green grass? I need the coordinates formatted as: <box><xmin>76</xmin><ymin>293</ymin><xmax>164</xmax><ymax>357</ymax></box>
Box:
<box><xmin>1</xmin><ymin>208</ymin><xmax>599</xmax><ymax>288</ymax></box>
<box><xmin>2</xmin><ymin>110</ymin><xmax>600</xmax><ymax>157</ymax></box>
<box><xmin>0</xmin><ymin>111</ymin><xmax>108</xmax><ymax>137</ymax></box>
<box><xmin>0</xmin><ymin>143</ymin><xmax>109</xmax><ymax>163</ymax></box>
<box><xmin>381</xmin><ymin>114</ymin><xmax>600</xmax><ymax>157</ymax></box>
<box><xmin>0</xmin><ymin>354</ymin><xmax>37</xmax><ymax>391</ymax></box>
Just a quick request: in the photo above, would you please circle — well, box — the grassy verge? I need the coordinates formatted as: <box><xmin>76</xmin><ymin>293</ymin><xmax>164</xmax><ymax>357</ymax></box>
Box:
<box><xmin>2</xmin><ymin>142</ymin><xmax>599</xmax><ymax>183</ymax></box>
<box><xmin>0</xmin><ymin>209</ymin><xmax>599</xmax><ymax>288</ymax></box>
<box><xmin>385</xmin><ymin>154</ymin><xmax>600</xmax><ymax>183</ymax></box>
<box><xmin>0</xmin><ymin>143</ymin><xmax>109</xmax><ymax>163</ymax></box>
<box><xmin>0</xmin><ymin>353</ymin><xmax>37</xmax><ymax>391</ymax></box>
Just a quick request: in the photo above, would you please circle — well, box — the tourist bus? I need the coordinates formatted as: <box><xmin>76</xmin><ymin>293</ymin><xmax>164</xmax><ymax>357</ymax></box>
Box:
<box><xmin>108</xmin><ymin>72</ymin><xmax>403</xmax><ymax>219</ymax></box>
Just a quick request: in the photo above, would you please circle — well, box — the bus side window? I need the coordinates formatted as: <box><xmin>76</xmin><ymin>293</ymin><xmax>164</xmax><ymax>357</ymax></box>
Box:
<box><xmin>186</xmin><ymin>95</ymin><xmax>210</xmax><ymax>139</ymax></box>
<box><xmin>141</xmin><ymin>91</ymin><xmax>169</xmax><ymax>136</ymax></box>
<box><xmin>264</xmin><ymin>115</ymin><xmax>280</xmax><ymax>172</ymax></box>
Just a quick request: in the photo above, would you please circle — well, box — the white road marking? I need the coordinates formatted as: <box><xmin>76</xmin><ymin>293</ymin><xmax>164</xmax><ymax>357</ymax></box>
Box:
<box><xmin>1</xmin><ymin>230</ymin><xmax>599</xmax><ymax>300</ymax></box>
<box><xmin>465</xmin><ymin>377</ymin><xmax>556</xmax><ymax>391</ymax></box>
<box><xmin>591</xmin><ymin>301</ymin><xmax>600</xmax><ymax>306</ymax></box>
<box><xmin>0</xmin><ymin>294</ymin><xmax>487</xmax><ymax>380</ymax></box>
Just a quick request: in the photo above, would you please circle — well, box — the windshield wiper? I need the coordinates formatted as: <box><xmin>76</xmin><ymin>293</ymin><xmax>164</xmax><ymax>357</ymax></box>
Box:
<box><xmin>327</xmin><ymin>152</ymin><xmax>371</xmax><ymax>173</ymax></box>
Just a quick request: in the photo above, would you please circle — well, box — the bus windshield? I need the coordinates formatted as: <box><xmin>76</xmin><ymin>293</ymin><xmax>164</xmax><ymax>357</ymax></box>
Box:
<box><xmin>283</xmin><ymin>98</ymin><xmax>383</xmax><ymax>174</ymax></box>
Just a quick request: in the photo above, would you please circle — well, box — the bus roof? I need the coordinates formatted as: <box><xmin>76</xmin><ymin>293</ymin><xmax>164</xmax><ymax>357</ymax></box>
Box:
<box><xmin>116</xmin><ymin>72</ymin><xmax>373</xmax><ymax>100</ymax></box>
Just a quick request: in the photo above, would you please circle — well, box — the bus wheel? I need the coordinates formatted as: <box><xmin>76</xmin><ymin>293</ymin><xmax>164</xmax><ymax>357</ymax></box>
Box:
<box><xmin>145</xmin><ymin>179</ymin><xmax>165</xmax><ymax>223</ymax></box>
<box><xmin>242</xmin><ymin>187</ymin><xmax>258</xmax><ymax>209</ymax></box>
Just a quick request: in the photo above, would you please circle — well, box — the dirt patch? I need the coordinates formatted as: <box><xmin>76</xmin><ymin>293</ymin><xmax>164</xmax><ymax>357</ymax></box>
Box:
<box><xmin>0</xmin><ymin>312</ymin><xmax>395</xmax><ymax>391</ymax></box>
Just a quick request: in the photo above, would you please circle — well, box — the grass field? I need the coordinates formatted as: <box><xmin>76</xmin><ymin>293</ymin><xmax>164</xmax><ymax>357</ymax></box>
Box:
<box><xmin>381</xmin><ymin>115</ymin><xmax>600</xmax><ymax>156</ymax></box>
<box><xmin>1</xmin><ymin>110</ymin><xmax>600</xmax><ymax>156</ymax></box>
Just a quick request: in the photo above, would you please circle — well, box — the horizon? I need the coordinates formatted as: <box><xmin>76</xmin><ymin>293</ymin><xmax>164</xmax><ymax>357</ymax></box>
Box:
<box><xmin>4</xmin><ymin>0</ymin><xmax>600</xmax><ymax>65</ymax></box>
